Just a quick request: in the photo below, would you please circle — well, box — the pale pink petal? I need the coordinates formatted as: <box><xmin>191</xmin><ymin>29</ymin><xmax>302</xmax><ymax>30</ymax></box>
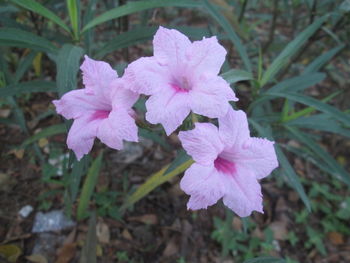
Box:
<box><xmin>97</xmin><ymin>109</ymin><xmax>138</xmax><ymax>150</ymax></box>
<box><xmin>186</xmin><ymin>36</ymin><xmax>226</xmax><ymax>76</ymax></box>
<box><xmin>222</xmin><ymin>165</ymin><xmax>263</xmax><ymax>217</ymax></box>
<box><xmin>153</xmin><ymin>26</ymin><xmax>191</xmax><ymax>67</ymax></box>
<box><xmin>218</xmin><ymin>109</ymin><xmax>250</xmax><ymax>148</ymax></box>
<box><xmin>145</xmin><ymin>89</ymin><xmax>191</xmax><ymax>135</ymax></box>
<box><xmin>110</xmin><ymin>79</ymin><xmax>139</xmax><ymax>109</ymax></box>
<box><xmin>67</xmin><ymin>115</ymin><xmax>100</xmax><ymax>160</ymax></box>
<box><xmin>53</xmin><ymin>89</ymin><xmax>110</xmax><ymax>120</ymax></box>
<box><xmin>234</xmin><ymin>138</ymin><xmax>278</xmax><ymax>180</ymax></box>
<box><xmin>190</xmin><ymin>76</ymin><xmax>237</xmax><ymax>118</ymax></box>
<box><xmin>123</xmin><ymin>57</ymin><xmax>171</xmax><ymax>95</ymax></box>
<box><xmin>178</xmin><ymin>123</ymin><xmax>224</xmax><ymax>166</ymax></box>
<box><xmin>180</xmin><ymin>163</ymin><xmax>225</xmax><ymax>210</ymax></box>
<box><xmin>80</xmin><ymin>55</ymin><xmax>117</xmax><ymax>94</ymax></box>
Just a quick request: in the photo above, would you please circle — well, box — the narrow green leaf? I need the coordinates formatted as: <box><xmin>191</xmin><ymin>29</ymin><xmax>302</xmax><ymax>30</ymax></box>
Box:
<box><xmin>260</xmin><ymin>15</ymin><xmax>328</xmax><ymax>86</ymax></box>
<box><xmin>82</xmin><ymin>0</ymin><xmax>201</xmax><ymax>32</ymax></box>
<box><xmin>56</xmin><ymin>44</ymin><xmax>84</xmax><ymax>97</ymax></box>
<box><xmin>77</xmin><ymin>153</ymin><xmax>103</xmax><ymax>220</ymax></box>
<box><xmin>286</xmin><ymin>126</ymin><xmax>350</xmax><ymax>186</ymax></box>
<box><xmin>9</xmin><ymin>0</ymin><xmax>71</xmax><ymax>33</ymax></box>
<box><xmin>243</xmin><ymin>257</ymin><xmax>286</xmax><ymax>263</ymax></box>
<box><xmin>20</xmin><ymin>124</ymin><xmax>66</xmax><ymax>148</ymax></box>
<box><xmin>164</xmin><ymin>149</ymin><xmax>191</xmax><ymax>175</ymax></box>
<box><xmin>304</xmin><ymin>44</ymin><xmax>345</xmax><ymax>74</ymax></box>
<box><xmin>203</xmin><ymin>0</ymin><xmax>252</xmax><ymax>72</ymax></box>
<box><xmin>0</xmin><ymin>28</ymin><xmax>58</xmax><ymax>55</ymax></box>
<box><xmin>139</xmin><ymin>128</ymin><xmax>171</xmax><ymax>151</ymax></box>
<box><xmin>0</xmin><ymin>80</ymin><xmax>56</xmax><ymax>98</ymax></box>
<box><xmin>121</xmin><ymin>158</ymin><xmax>194</xmax><ymax>211</ymax></box>
<box><xmin>15</xmin><ymin>51</ymin><xmax>37</xmax><ymax>83</ymax></box>
<box><xmin>268</xmin><ymin>91</ymin><xmax>350</xmax><ymax>127</ymax></box>
<box><xmin>221</xmin><ymin>69</ymin><xmax>253</xmax><ymax>84</ymax></box>
<box><xmin>66</xmin><ymin>0</ymin><xmax>79</xmax><ymax>40</ymax></box>
<box><xmin>80</xmin><ymin>211</ymin><xmax>97</xmax><ymax>263</ymax></box>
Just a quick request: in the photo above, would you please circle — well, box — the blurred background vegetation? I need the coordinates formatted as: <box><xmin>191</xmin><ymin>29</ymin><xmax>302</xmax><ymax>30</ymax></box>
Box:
<box><xmin>0</xmin><ymin>0</ymin><xmax>349</xmax><ymax>262</ymax></box>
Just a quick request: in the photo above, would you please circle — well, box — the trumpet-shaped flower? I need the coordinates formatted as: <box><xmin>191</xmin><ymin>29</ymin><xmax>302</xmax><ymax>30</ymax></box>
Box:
<box><xmin>53</xmin><ymin>56</ymin><xmax>139</xmax><ymax>160</ymax></box>
<box><xmin>124</xmin><ymin>26</ymin><xmax>237</xmax><ymax>135</ymax></box>
<box><xmin>178</xmin><ymin>109</ymin><xmax>278</xmax><ymax>217</ymax></box>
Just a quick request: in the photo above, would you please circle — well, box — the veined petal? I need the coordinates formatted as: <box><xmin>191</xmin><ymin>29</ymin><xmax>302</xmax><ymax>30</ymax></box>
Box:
<box><xmin>153</xmin><ymin>26</ymin><xmax>191</xmax><ymax>68</ymax></box>
<box><xmin>235</xmin><ymin>138</ymin><xmax>278</xmax><ymax>179</ymax></box>
<box><xmin>190</xmin><ymin>76</ymin><xmax>237</xmax><ymax>118</ymax></box>
<box><xmin>145</xmin><ymin>88</ymin><xmax>190</xmax><ymax>135</ymax></box>
<box><xmin>187</xmin><ymin>36</ymin><xmax>226</xmax><ymax>76</ymax></box>
<box><xmin>222</xmin><ymin>165</ymin><xmax>263</xmax><ymax>217</ymax></box>
<box><xmin>53</xmin><ymin>89</ymin><xmax>110</xmax><ymax>120</ymax></box>
<box><xmin>80</xmin><ymin>55</ymin><xmax>118</xmax><ymax>94</ymax></box>
<box><xmin>123</xmin><ymin>57</ymin><xmax>171</xmax><ymax>95</ymax></box>
<box><xmin>97</xmin><ymin>109</ymin><xmax>138</xmax><ymax>150</ymax></box>
<box><xmin>67</xmin><ymin>115</ymin><xmax>100</xmax><ymax>160</ymax></box>
<box><xmin>110</xmin><ymin>79</ymin><xmax>139</xmax><ymax>109</ymax></box>
<box><xmin>180</xmin><ymin>163</ymin><xmax>226</xmax><ymax>210</ymax></box>
<box><xmin>218</xmin><ymin>109</ymin><xmax>250</xmax><ymax>148</ymax></box>
<box><xmin>178</xmin><ymin>123</ymin><xmax>224</xmax><ymax>166</ymax></box>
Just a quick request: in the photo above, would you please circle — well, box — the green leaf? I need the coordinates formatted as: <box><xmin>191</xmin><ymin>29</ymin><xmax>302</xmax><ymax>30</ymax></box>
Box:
<box><xmin>82</xmin><ymin>0</ymin><xmax>201</xmax><ymax>32</ymax></box>
<box><xmin>121</xmin><ymin>158</ymin><xmax>194</xmax><ymax>211</ymax></box>
<box><xmin>66</xmin><ymin>0</ymin><xmax>80</xmax><ymax>40</ymax></box>
<box><xmin>139</xmin><ymin>128</ymin><xmax>171</xmax><ymax>151</ymax></box>
<box><xmin>77</xmin><ymin>153</ymin><xmax>103</xmax><ymax>220</ymax></box>
<box><xmin>286</xmin><ymin>126</ymin><xmax>350</xmax><ymax>186</ymax></box>
<box><xmin>203</xmin><ymin>0</ymin><xmax>252</xmax><ymax>72</ymax></box>
<box><xmin>260</xmin><ymin>15</ymin><xmax>328</xmax><ymax>86</ymax></box>
<box><xmin>20</xmin><ymin>124</ymin><xmax>66</xmax><ymax>148</ymax></box>
<box><xmin>0</xmin><ymin>28</ymin><xmax>58</xmax><ymax>55</ymax></box>
<box><xmin>164</xmin><ymin>149</ymin><xmax>191</xmax><ymax>175</ymax></box>
<box><xmin>56</xmin><ymin>44</ymin><xmax>84</xmax><ymax>97</ymax></box>
<box><xmin>243</xmin><ymin>257</ymin><xmax>286</xmax><ymax>263</ymax></box>
<box><xmin>80</xmin><ymin>211</ymin><xmax>97</xmax><ymax>263</ymax></box>
<box><xmin>221</xmin><ymin>69</ymin><xmax>253</xmax><ymax>84</ymax></box>
<box><xmin>15</xmin><ymin>51</ymin><xmax>37</xmax><ymax>83</ymax></box>
<box><xmin>304</xmin><ymin>44</ymin><xmax>345</xmax><ymax>74</ymax></box>
<box><xmin>9</xmin><ymin>0</ymin><xmax>71</xmax><ymax>33</ymax></box>
<box><xmin>267</xmin><ymin>91</ymin><xmax>350</xmax><ymax>127</ymax></box>
<box><xmin>0</xmin><ymin>80</ymin><xmax>56</xmax><ymax>98</ymax></box>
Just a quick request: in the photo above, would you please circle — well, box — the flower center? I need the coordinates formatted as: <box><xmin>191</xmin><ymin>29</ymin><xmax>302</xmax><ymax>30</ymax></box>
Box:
<box><xmin>214</xmin><ymin>156</ymin><xmax>236</xmax><ymax>174</ymax></box>
<box><xmin>171</xmin><ymin>77</ymin><xmax>191</xmax><ymax>92</ymax></box>
<box><xmin>90</xmin><ymin>110</ymin><xmax>110</xmax><ymax>121</ymax></box>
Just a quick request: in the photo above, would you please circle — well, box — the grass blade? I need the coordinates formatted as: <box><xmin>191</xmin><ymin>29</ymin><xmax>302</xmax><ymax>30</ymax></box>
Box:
<box><xmin>66</xmin><ymin>0</ymin><xmax>80</xmax><ymax>40</ymax></box>
<box><xmin>260</xmin><ymin>15</ymin><xmax>328</xmax><ymax>86</ymax></box>
<box><xmin>20</xmin><ymin>124</ymin><xmax>66</xmax><ymax>148</ymax></box>
<box><xmin>9</xmin><ymin>0</ymin><xmax>71</xmax><ymax>33</ymax></box>
<box><xmin>80</xmin><ymin>211</ymin><xmax>97</xmax><ymax>263</ymax></box>
<box><xmin>82</xmin><ymin>0</ymin><xmax>201</xmax><ymax>32</ymax></box>
<box><xmin>77</xmin><ymin>153</ymin><xmax>103</xmax><ymax>220</ymax></box>
<box><xmin>0</xmin><ymin>80</ymin><xmax>56</xmax><ymax>98</ymax></box>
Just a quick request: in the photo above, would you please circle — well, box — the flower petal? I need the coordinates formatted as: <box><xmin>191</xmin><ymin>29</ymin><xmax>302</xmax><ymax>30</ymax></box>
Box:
<box><xmin>80</xmin><ymin>55</ymin><xmax>118</xmax><ymax>95</ymax></box>
<box><xmin>145</xmin><ymin>88</ymin><xmax>190</xmax><ymax>135</ymax></box>
<box><xmin>222</xmin><ymin>165</ymin><xmax>263</xmax><ymax>217</ymax></box>
<box><xmin>190</xmin><ymin>76</ymin><xmax>237</xmax><ymax>118</ymax></box>
<box><xmin>235</xmin><ymin>138</ymin><xmax>278</xmax><ymax>179</ymax></box>
<box><xmin>97</xmin><ymin>109</ymin><xmax>138</xmax><ymax>150</ymax></box>
<box><xmin>123</xmin><ymin>57</ymin><xmax>171</xmax><ymax>95</ymax></box>
<box><xmin>178</xmin><ymin>123</ymin><xmax>224</xmax><ymax>166</ymax></box>
<box><xmin>153</xmin><ymin>26</ymin><xmax>191</xmax><ymax>68</ymax></box>
<box><xmin>218</xmin><ymin>108</ymin><xmax>250</xmax><ymax>148</ymax></box>
<box><xmin>67</xmin><ymin>115</ymin><xmax>100</xmax><ymax>160</ymax></box>
<box><xmin>186</xmin><ymin>36</ymin><xmax>226</xmax><ymax>77</ymax></box>
<box><xmin>110</xmin><ymin>79</ymin><xmax>139</xmax><ymax>109</ymax></box>
<box><xmin>180</xmin><ymin>163</ymin><xmax>225</xmax><ymax>210</ymax></box>
<box><xmin>53</xmin><ymin>89</ymin><xmax>110</xmax><ymax>120</ymax></box>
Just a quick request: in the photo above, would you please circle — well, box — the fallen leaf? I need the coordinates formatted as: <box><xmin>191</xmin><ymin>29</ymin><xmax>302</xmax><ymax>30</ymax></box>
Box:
<box><xmin>38</xmin><ymin>138</ymin><xmax>48</xmax><ymax>148</ymax></box>
<box><xmin>96</xmin><ymin>221</ymin><xmax>110</xmax><ymax>244</ymax></box>
<box><xmin>55</xmin><ymin>243</ymin><xmax>76</xmax><ymax>263</ymax></box>
<box><xmin>270</xmin><ymin>221</ymin><xmax>288</xmax><ymax>241</ymax></box>
<box><xmin>328</xmin><ymin>231</ymin><xmax>344</xmax><ymax>245</ymax></box>
<box><xmin>26</xmin><ymin>254</ymin><xmax>48</xmax><ymax>263</ymax></box>
<box><xmin>8</xmin><ymin>149</ymin><xmax>24</xmax><ymax>159</ymax></box>
<box><xmin>0</xmin><ymin>109</ymin><xmax>11</xmax><ymax>118</ymax></box>
<box><xmin>163</xmin><ymin>237</ymin><xmax>178</xmax><ymax>257</ymax></box>
<box><xmin>0</xmin><ymin>244</ymin><xmax>22</xmax><ymax>262</ymax></box>
<box><xmin>128</xmin><ymin>214</ymin><xmax>158</xmax><ymax>225</ymax></box>
<box><xmin>122</xmin><ymin>229</ymin><xmax>133</xmax><ymax>241</ymax></box>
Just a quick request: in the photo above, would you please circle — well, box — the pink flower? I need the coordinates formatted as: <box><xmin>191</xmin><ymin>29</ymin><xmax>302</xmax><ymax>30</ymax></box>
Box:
<box><xmin>124</xmin><ymin>26</ymin><xmax>237</xmax><ymax>135</ymax></box>
<box><xmin>178</xmin><ymin>109</ymin><xmax>278</xmax><ymax>217</ymax></box>
<box><xmin>53</xmin><ymin>56</ymin><xmax>139</xmax><ymax>160</ymax></box>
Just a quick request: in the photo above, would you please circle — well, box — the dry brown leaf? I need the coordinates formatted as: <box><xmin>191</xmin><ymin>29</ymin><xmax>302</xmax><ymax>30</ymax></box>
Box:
<box><xmin>26</xmin><ymin>254</ymin><xmax>48</xmax><ymax>263</ymax></box>
<box><xmin>55</xmin><ymin>243</ymin><xmax>76</xmax><ymax>263</ymax></box>
<box><xmin>122</xmin><ymin>229</ymin><xmax>133</xmax><ymax>241</ymax></box>
<box><xmin>96</xmin><ymin>221</ymin><xmax>110</xmax><ymax>244</ymax></box>
<box><xmin>270</xmin><ymin>221</ymin><xmax>288</xmax><ymax>241</ymax></box>
<box><xmin>38</xmin><ymin>138</ymin><xmax>48</xmax><ymax>148</ymax></box>
<box><xmin>163</xmin><ymin>238</ymin><xmax>178</xmax><ymax>257</ymax></box>
<box><xmin>128</xmin><ymin>214</ymin><xmax>158</xmax><ymax>225</ymax></box>
<box><xmin>232</xmin><ymin>217</ymin><xmax>242</xmax><ymax>231</ymax></box>
<box><xmin>328</xmin><ymin>231</ymin><xmax>344</xmax><ymax>245</ymax></box>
